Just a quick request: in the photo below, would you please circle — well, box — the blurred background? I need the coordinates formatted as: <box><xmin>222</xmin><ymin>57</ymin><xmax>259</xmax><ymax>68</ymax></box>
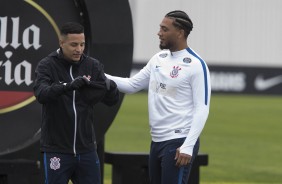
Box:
<box><xmin>128</xmin><ymin>0</ymin><xmax>282</xmax><ymax>68</ymax></box>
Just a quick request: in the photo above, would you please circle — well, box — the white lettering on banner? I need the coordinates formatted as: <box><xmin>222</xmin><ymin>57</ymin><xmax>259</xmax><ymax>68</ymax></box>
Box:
<box><xmin>0</xmin><ymin>52</ymin><xmax>14</xmax><ymax>84</ymax></box>
<box><xmin>11</xmin><ymin>17</ymin><xmax>21</xmax><ymax>49</ymax></box>
<box><xmin>14</xmin><ymin>60</ymin><xmax>33</xmax><ymax>85</ymax></box>
<box><xmin>0</xmin><ymin>16</ymin><xmax>40</xmax><ymax>86</ymax></box>
<box><xmin>210</xmin><ymin>72</ymin><xmax>246</xmax><ymax>92</ymax></box>
<box><xmin>0</xmin><ymin>51</ymin><xmax>33</xmax><ymax>86</ymax></box>
<box><xmin>0</xmin><ymin>16</ymin><xmax>41</xmax><ymax>50</ymax></box>
<box><xmin>22</xmin><ymin>24</ymin><xmax>41</xmax><ymax>49</ymax></box>
<box><xmin>0</xmin><ymin>17</ymin><xmax>8</xmax><ymax>48</ymax></box>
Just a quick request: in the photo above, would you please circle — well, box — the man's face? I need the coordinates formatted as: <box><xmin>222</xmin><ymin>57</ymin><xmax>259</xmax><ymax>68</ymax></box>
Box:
<box><xmin>158</xmin><ymin>17</ymin><xmax>180</xmax><ymax>51</ymax></box>
<box><xmin>59</xmin><ymin>33</ymin><xmax>85</xmax><ymax>62</ymax></box>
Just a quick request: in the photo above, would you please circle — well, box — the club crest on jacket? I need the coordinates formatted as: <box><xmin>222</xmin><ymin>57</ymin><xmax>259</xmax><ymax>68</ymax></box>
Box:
<box><xmin>170</xmin><ymin>66</ymin><xmax>181</xmax><ymax>78</ymax></box>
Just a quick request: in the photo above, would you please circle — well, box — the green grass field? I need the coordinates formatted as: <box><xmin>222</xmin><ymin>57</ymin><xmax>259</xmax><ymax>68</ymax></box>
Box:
<box><xmin>104</xmin><ymin>93</ymin><xmax>282</xmax><ymax>184</ymax></box>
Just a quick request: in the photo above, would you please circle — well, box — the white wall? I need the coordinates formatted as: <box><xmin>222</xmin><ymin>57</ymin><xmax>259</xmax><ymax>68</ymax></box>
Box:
<box><xmin>128</xmin><ymin>0</ymin><xmax>282</xmax><ymax>67</ymax></box>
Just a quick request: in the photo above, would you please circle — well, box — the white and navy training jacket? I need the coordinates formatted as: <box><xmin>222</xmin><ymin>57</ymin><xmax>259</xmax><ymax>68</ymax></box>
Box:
<box><xmin>106</xmin><ymin>48</ymin><xmax>211</xmax><ymax>156</ymax></box>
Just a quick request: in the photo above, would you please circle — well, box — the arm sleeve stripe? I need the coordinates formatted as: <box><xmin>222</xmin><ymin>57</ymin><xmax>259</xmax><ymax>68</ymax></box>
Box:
<box><xmin>186</xmin><ymin>48</ymin><xmax>209</xmax><ymax>105</ymax></box>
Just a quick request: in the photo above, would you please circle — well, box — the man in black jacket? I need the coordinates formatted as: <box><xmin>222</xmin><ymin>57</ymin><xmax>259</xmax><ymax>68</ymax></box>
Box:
<box><xmin>33</xmin><ymin>22</ymin><xmax>119</xmax><ymax>184</ymax></box>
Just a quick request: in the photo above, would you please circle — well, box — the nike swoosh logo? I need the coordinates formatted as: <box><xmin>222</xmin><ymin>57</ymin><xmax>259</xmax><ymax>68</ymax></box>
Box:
<box><xmin>254</xmin><ymin>75</ymin><xmax>282</xmax><ymax>91</ymax></box>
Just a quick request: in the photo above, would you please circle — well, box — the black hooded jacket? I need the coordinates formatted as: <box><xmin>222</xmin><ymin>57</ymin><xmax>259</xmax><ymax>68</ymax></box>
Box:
<box><xmin>33</xmin><ymin>49</ymin><xmax>119</xmax><ymax>154</ymax></box>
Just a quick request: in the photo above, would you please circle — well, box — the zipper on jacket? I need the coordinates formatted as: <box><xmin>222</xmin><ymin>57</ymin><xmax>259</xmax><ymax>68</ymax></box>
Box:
<box><xmin>69</xmin><ymin>66</ymin><xmax>77</xmax><ymax>156</ymax></box>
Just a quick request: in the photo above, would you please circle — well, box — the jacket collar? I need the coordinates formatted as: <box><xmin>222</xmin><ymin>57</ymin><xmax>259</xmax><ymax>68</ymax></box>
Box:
<box><xmin>50</xmin><ymin>48</ymin><xmax>85</xmax><ymax>66</ymax></box>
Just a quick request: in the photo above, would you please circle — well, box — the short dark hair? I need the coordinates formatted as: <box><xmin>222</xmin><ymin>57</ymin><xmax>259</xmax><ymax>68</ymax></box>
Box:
<box><xmin>60</xmin><ymin>22</ymin><xmax>84</xmax><ymax>36</ymax></box>
<box><xmin>165</xmin><ymin>10</ymin><xmax>193</xmax><ymax>38</ymax></box>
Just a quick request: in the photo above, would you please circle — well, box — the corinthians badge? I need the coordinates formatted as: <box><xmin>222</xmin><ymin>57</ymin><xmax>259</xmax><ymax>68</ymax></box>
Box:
<box><xmin>170</xmin><ymin>66</ymin><xmax>181</xmax><ymax>78</ymax></box>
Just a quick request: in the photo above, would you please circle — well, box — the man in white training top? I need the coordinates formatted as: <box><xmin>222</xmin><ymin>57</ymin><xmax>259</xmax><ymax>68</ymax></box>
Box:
<box><xmin>106</xmin><ymin>10</ymin><xmax>211</xmax><ymax>184</ymax></box>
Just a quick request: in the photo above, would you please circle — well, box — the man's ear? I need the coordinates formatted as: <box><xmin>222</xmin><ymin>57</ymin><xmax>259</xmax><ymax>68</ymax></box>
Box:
<box><xmin>178</xmin><ymin>29</ymin><xmax>185</xmax><ymax>39</ymax></box>
<box><xmin>59</xmin><ymin>39</ymin><xmax>63</xmax><ymax>47</ymax></box>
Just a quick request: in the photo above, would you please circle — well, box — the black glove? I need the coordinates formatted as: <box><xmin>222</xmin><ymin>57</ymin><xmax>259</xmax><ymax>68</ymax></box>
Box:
<box><xmin>79</xmin><ymin>81</ymin><xmax>107</xmax><ymax>105</ymax></box>
<box><xmin>64</xmin><ymin>76</ymin><xmax>89</xmax><ymax>91</ymax></box>
<box><xmin>105</xmin><ymin>78</ymin><xmax>117</xmax><ymax>91</ymax></box>
<box><xmin>102</xmin><ymin>79</ymin><xmax>119</xmax><ymax>106</ymax></box>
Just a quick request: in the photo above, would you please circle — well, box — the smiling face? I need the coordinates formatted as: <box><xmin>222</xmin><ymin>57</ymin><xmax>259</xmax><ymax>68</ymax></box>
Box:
<box><xmin>59</xmin><ymin>33</ymin><xmax>85</xmax><ymax>62</ymax></box>
<box><xmin>158</xmin><ymin>17</ymin><xmax>183</xmax><ymax>52</ymax></box>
